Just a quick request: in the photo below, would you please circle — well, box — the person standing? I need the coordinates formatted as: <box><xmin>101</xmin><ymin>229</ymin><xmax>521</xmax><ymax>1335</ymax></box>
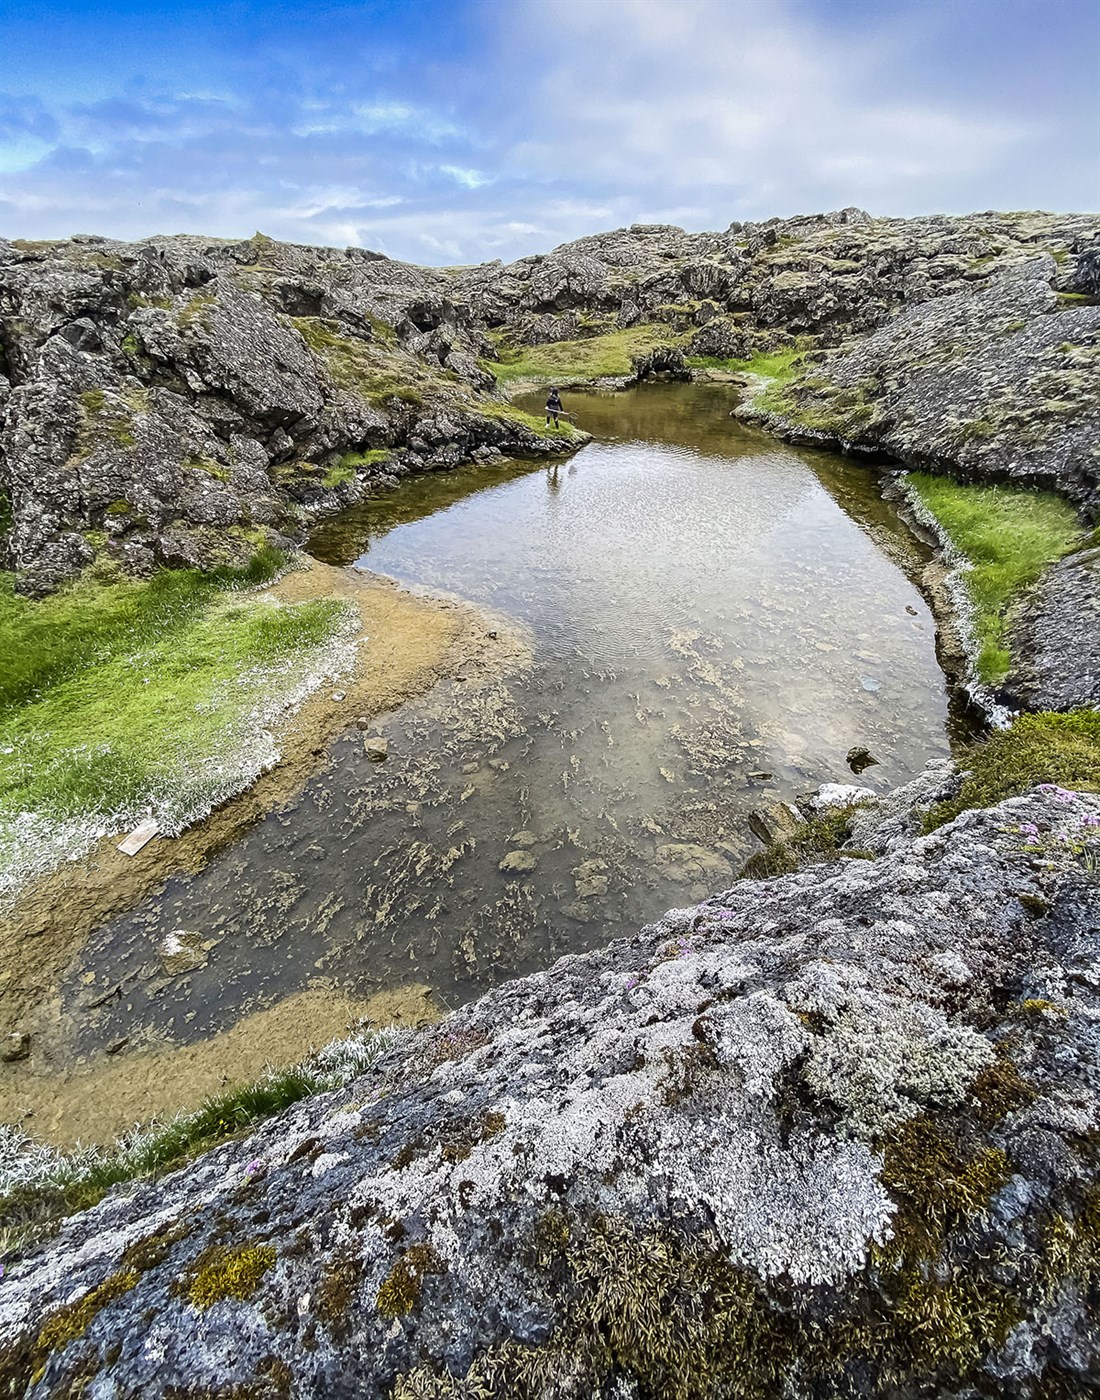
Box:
<box><xmin>545</xmin><ymin>386</ymin><xmax>564</xmax><ymax>427</ymax></box>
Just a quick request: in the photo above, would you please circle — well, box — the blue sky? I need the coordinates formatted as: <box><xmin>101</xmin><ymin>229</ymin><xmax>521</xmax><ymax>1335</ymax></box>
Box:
<box><xmin>2</xmin><ymin>0</ymin><xmax>1097</xmax><ymax>263</ymax></box>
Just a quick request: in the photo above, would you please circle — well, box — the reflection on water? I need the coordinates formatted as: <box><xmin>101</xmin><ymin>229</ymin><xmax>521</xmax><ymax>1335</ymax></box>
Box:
<box><xmin>63</xmin><ymin>384</ymin><xmax>955</xmax><ymax>1065</ymax></box>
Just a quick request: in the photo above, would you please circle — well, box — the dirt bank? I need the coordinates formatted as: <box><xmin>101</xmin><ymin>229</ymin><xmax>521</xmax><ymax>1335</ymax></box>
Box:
<box><xmin>0</xmin><ymin>982</ymin><xmax>440</xmax><ymax>1146</ymax></box>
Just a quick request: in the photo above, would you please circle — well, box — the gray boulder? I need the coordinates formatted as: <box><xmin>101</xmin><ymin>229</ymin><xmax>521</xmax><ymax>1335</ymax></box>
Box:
<box><xmin>2</xmin><ymin>786</ymin><xmax>1097</xmax><ymax>1398</ymax></box>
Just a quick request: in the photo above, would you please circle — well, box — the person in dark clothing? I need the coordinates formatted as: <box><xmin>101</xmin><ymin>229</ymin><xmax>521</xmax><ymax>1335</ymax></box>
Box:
<box><xmin>545</xmin><ymin>387</ymin><xmax>564</xmax><ymax>427</ymax></box>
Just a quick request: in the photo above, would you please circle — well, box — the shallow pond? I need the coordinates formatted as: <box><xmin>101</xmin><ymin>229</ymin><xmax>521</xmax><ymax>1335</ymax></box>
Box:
<box><xmin>54</xmin><ymin>384</ymin><xmax>959</xmax><ymax>1109</ymax></box>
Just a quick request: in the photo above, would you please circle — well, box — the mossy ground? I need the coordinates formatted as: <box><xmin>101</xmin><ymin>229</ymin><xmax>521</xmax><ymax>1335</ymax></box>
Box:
<box><xmin>907</xmin><ymin>473</ymin><xmax>1086</xmax><ymax>683</ymax></box>
<box><xmin>0</xmin><ymin>554</ymin><xmax>352</xmax><ymax>894</ymax></box>
<box><xmin>927</xmin><ymin>709</ymin><xmax>1100</xmax><ymax>828</ymax></box>
<box><xmin>487</xmin><ymin>324</ymin><xmax>684</xmax><ymax>382</ymax></box>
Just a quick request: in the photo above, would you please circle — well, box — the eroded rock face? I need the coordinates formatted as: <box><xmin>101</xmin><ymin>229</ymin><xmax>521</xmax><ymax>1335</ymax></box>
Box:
<box><xmin>737</xmin><ymin>259</ymin><xmax>1100</xmax><ymax>511</ymax></box>
<box><xmin>2</xmin><ymin>786</ymin><xmax>1097</xmax><ymax>1398</ymax></box>
<box><xmin>0</xmin><ymin>235</ymin><xmax>581</xmax><ymax>592</ymax></box>
<box><xmin>1005</xmin><ymin>546</ymin><xmax>1100</xmax><ymax>712</ymax></box>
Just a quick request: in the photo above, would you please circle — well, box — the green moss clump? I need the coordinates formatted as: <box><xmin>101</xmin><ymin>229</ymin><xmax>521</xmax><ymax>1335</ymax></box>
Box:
<box><xmin>321</xmin><ymin>463</ymin><xmax>355</xmax><ymax>489</ymax></box>
<box><xmin>185</xmin><ymin>1242</ymin><xmax>276</xmax><ymax>1309</ymax></box>
<box><xmin>926</xmin><ymin>709</ymin><xmax>1100</xmax><ymax>829</ymax></box>
<box><xmin>376</xmin><ymin>1242</ymin><xmax>442</xmax><ymax>1319</ymax></box>
<box><xmin>969</xmin><ymin>1058</ymin><xmax>1037</xmax><ymax>1126</ymax></box>
<box><xmin>105</xmin><ymin>499</ymin><xmax>131</xmax><ymax>516</ymax></box>
<box><xmin>34</xmin><ymin>1268</ymin><xmax>139</xmax><ymax>1368</ymax></box>
<box><xmin>877</xmin><ymin>1116</ymin><xmax>1013</xmax><ymax>1261</ymax></box>
<box><xmin>740</xmin><ymin>802</ymin><xmax>861</xmax><ymax>879</ymax></box>
<box><xmin>907</xmin><ymin>473</ymin><xmax>1085</xmax><ymax>683</ymax></box>
<box><xmin>315</xmin><ymin>1253</ymin><xmax>363</xmax><ymax>1337</ymax></box>
<box><xmin>338</xmin><ymin>448</ymin><xmax>391</xmax><ymax>469</ymax></box>
<box><xmin>890</xmin><ymin>1266</ymin><xmax>1019</xmax><ymax>1373</ymax></box>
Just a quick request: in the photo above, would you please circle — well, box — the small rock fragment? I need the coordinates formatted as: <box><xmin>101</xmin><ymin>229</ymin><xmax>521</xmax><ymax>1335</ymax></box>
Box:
<box><xmin>499</xmin><ymin>849</ymin><xmax>538</xmax><ymax>875</ymax></box>
<box><xmin>2</xmin><ymin>1032</ymin><xmax>30</xmax><ymax>1062</ymax></box>
<box><xmin>364</xmin><ymin>736</ymin><xmax>389</xmax><ymax>762</ymax></box>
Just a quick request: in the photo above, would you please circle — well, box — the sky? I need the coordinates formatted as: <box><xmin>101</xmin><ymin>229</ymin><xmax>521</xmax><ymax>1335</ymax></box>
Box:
<box><xmin>1</xmin><ymin>0</ymin><xmax>1098</xmax><ymax>265</ymax></box>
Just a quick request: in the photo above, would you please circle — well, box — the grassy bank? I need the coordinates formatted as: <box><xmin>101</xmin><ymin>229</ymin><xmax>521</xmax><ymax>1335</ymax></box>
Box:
<box><xmin>487</xmin><ymin>324</ymin><xmax>684</xmax><ymax>382</ymax></box>
<box><xmin>684</xmin><ymin>347</ymin><xmax>806</xmax><ymax>380</ymax></box>
<box><xmin>927</xmin><ymin>710</ymin><xmax>1100</xmax><ymax>828</ymax></box>
<box><xmin>0</xmin><ymin>556</ymin><xmax>356</xmax><ymax>900</ymax></box>
<box><xmin>906</xmin><ymin>474</ymin><xmax>1086</xmax><ymax>685</ymax></box>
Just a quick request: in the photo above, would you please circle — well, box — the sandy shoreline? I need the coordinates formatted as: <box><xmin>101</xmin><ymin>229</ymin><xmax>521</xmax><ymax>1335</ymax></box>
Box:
<box><xmin>0</xmin><ymin>557</ymin><xmax>522</xmax><ymax>1142</ymax></box>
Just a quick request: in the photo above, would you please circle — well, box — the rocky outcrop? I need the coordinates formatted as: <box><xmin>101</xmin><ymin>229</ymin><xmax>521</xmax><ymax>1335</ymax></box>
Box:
<box><xmin>458</xmin><ymin>209</ymin><xmax>1097</xmax><ymax>349</ymax></box>
<box><xmin>2</xmin><ymin>784</ymin><xmax>1097</xmax><ymax>1398</ymax></box>
<box><xmin>1004</xmin><ymin>546</ymin><xmax>1100</xmax><ymax>712</ymax></box>
<box><xmin>3</xmin><ymin>212</ymin><xmax>1098</xmax><ymax>589</ymax></box>
<box><xmin>0</xmin><ymin>235</ymin><xmax>582</xmax><ymax>592</ymax></box>
<box><xmin>735</xmin><ymin>259</ymin><xmax>1100</xmax><ymax>511</ymax></box>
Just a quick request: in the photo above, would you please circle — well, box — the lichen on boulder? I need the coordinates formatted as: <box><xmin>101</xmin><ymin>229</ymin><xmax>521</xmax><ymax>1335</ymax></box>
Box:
<box><xmin>0</xmin><ymin>785</ymin><xmax>1096</xmax><ymax>1397</ymax></box>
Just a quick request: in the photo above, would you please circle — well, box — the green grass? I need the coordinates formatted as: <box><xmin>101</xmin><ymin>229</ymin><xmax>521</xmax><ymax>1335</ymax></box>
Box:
<box><xmin>0</xmin><ymin>554</ymin><xmax>352</xmax><ymax>893</ymax></box>
<box><xmin>487</xmin><ymin>324</ymin><xmax>684</xmax><ymax>382</ymax></box>
<box><xmin>338</xmin><ymin>448</ymin><xmax>391</xmax><ymax>470</ymax></box>
<box><xmin>474</xmin><ymin>400</ymin><xmax>578</xmax><ymax>438</ymax></box>
<box><xmin>926</xmin><ymin>711</ymin><xmax>1100</xmax><ymax>829</ymax></box>
<box><xmin>684</xmin><ymin>347</ymin><xmax>805</xmax><ymax>381</ymax></box>
<box><xmin>907</xmin><ymin>474</ymin><xmax>1086</xmax><ymax>685</ymax></box>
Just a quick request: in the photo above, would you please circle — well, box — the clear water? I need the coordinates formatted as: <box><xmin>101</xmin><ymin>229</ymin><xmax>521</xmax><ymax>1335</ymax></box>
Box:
<box><xmin>62</xmin><ymin>384</ymin><xmax>955</xmax><ymax>1060</ymax></box>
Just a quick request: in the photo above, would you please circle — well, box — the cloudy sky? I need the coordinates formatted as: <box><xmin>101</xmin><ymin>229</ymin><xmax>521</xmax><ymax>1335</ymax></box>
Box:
<box><xmin>2</xmin><ymin>0</ymin><xmax>1097</xmax><ymax>264</ymax></box>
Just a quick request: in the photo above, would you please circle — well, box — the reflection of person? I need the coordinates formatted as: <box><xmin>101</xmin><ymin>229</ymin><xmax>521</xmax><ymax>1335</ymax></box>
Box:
<box><xmin>545</xmin><ymin>387</ymin><xmax>564</xmax><ymax>427</ymax></box>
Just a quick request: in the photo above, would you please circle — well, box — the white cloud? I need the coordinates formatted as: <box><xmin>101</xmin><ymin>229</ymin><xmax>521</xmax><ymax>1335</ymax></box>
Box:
<box><xmin>496</xmin><ymin>0</ymin><xmax>1042</xmax><ymax>220</ymax></box>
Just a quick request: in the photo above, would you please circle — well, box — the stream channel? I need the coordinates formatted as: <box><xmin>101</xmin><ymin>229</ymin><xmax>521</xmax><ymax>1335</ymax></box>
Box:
<box><xmin>50</xmin><ymin>382</ymin><xmax>965</xmax><ymax>1130</ymax></box>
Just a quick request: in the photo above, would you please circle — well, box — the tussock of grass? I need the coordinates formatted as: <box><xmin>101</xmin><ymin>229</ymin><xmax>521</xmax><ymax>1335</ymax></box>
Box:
<box><xmin>907</xmin><ymin>474</ymin><xmax>1085</xmax><ymax>685</ymax></box>
<box><xmin>926</xmin><ymin>710</ymin><xmax>1100</xmax><ymax>829</ymax></box>
<box><xmin>488</xmin><ymin>325</ymin><xmax>684</xmax><ymax>382</ymax></box>
<box><xmin>0</xmin><ymin>1027</ymin><xmax>402</xmax><ymax>1257</ymax></box>
<box><xmin>0</xmin><ymin>554</ymin><xmax>355</xmax><ymax>898</ymax></box>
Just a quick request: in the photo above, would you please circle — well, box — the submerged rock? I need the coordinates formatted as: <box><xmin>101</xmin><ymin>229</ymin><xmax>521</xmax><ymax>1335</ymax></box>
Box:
<box><xmin>846</xmin><ymin>745</ymin><xmax>879</xmax><ymax>775</ymax></box>
<box><xmin>1</xmin><ymin>786</ymin><xmax>1097</xmax><ymax>1396</ymax></box>
<box><xmin>498</xmin><ymin>848</ymin><xmax>537</xmax><ymax>875</ymax></box>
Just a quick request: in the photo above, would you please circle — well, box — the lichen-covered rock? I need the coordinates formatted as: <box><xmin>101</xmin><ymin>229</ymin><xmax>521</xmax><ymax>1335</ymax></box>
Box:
<box><xmin>2</xmin><ymin>786</ymin><xmax>1097</xmax><ymax>1398</ymax></box>
<box><xmin>0</xmin><ymin>235</ymin><xmax>584</xmax><ymax>592</ymax></box>
<box><xmin>737</xmin><ymin>259</ymin><xmax>1100</xmax><ymax>511</ymax></box>
<box><xmin>1004</xmin><ymin>546</ymin><xmax>1100</xmax><ymax>712</ymax></box>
